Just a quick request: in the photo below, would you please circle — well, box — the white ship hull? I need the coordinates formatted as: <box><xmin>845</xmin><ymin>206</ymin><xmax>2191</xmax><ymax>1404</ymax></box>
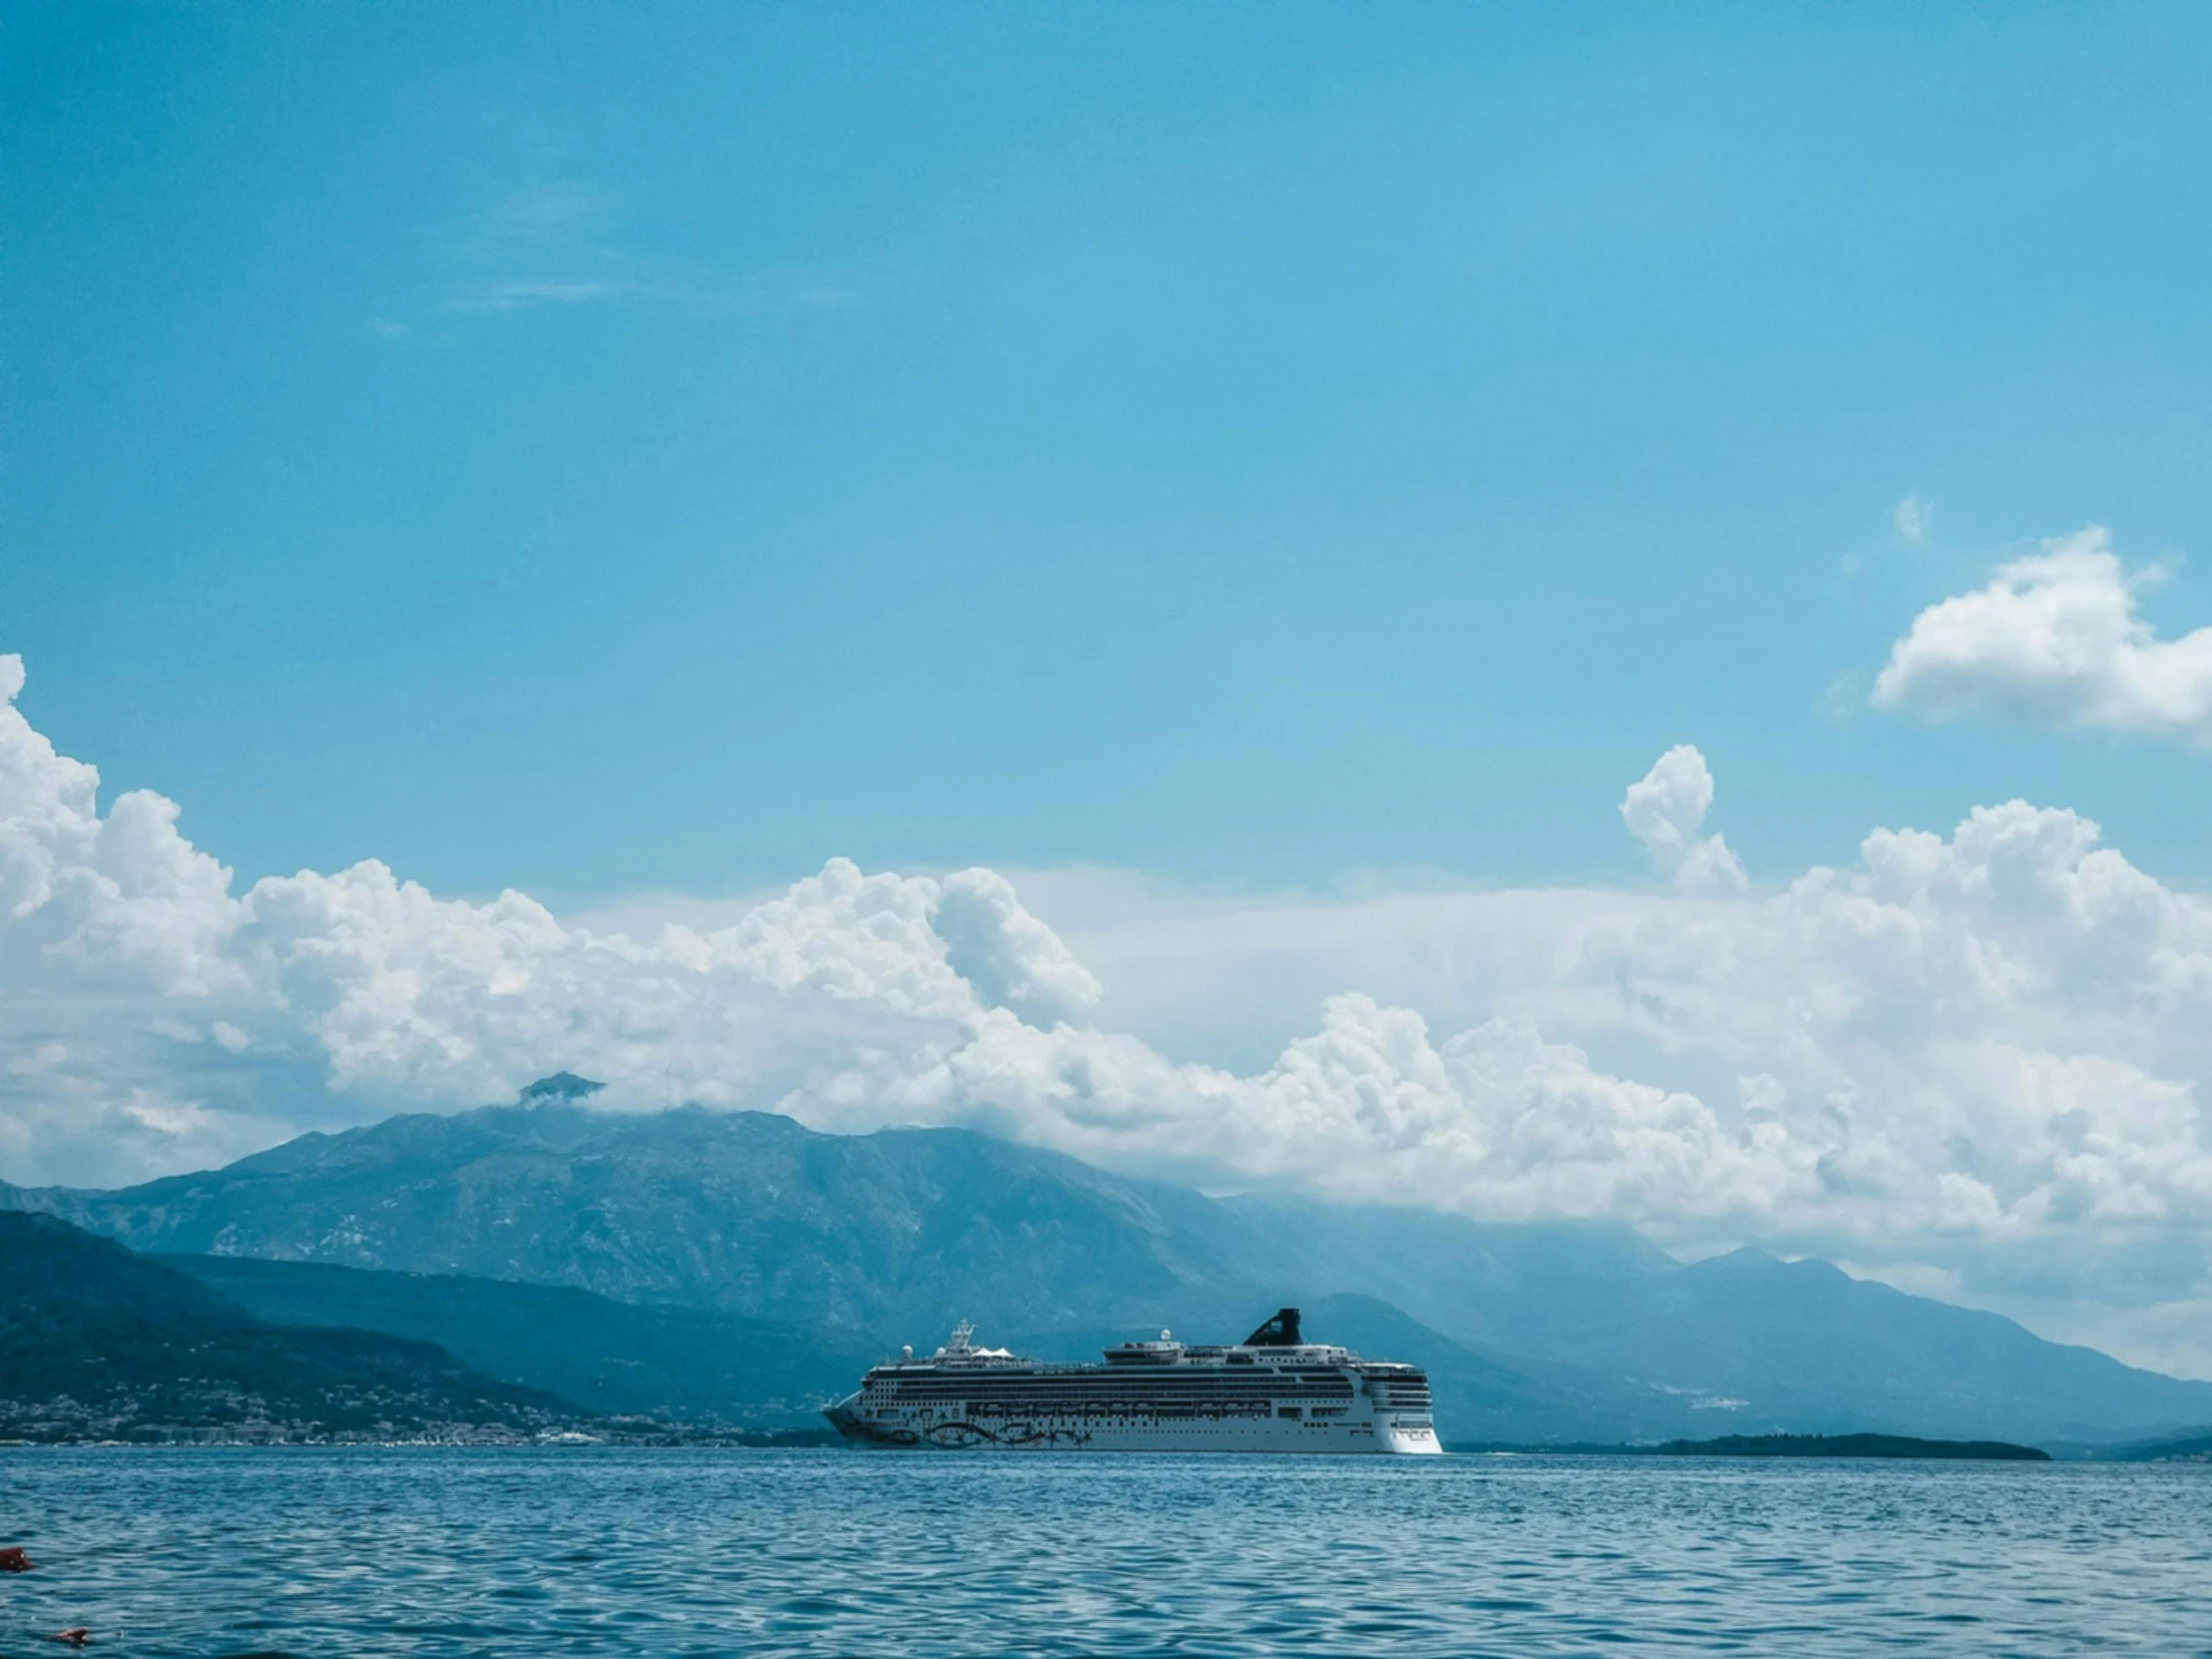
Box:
<box><xmin>826</xmin><ymin>1309</ymin><xmax>1443</xmax><ymax>1456</ymax></box>
<box><xmin>827</xmin><ymin>1405</ymin><xmax>1441</xmax><ymax>1455</ymax></box>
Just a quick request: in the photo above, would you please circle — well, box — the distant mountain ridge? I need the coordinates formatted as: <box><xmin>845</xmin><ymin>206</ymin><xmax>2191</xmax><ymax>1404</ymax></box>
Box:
<box><xmin>166</xmin><ymin>1253</ymin><xmax>880</xmax><ymax>1426</ymax></box>
<box><xmin>0</xmin><ymin>1212</ymin><xmax>579</xmax><ymax>1442</ymax></box>
<box><xmin>5</xmin><ymin>1104</ymin><xmax>1240</xmax><ymax>1332</ymax></box>
<box><xmin>11</xmin><ymin>1095</ymin><xmax>2212</xmax><ymax>1445</ymax></box>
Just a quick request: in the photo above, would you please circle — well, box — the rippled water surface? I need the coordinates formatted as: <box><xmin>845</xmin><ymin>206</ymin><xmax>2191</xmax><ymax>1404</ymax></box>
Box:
<box><xmin>2</xmin><ymin>1448</ymin><xmax>2208</xmax><ymax>1656</ymax></box>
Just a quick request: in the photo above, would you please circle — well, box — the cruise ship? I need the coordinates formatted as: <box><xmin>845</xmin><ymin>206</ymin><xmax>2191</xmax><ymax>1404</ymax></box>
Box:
<box><xmin>823</xmin><ymin>1308</ymin><xmax>1440</xmax><ymax>1454</ymax></box>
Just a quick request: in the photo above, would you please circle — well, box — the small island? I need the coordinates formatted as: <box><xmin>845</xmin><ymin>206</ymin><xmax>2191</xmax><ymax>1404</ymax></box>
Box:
<box><xmin>1652</xmin><ymin>1432</ymin><xmax>2048</xmax><ymax>1461</ymax></box>
<box><xmin>1458</xmin><ymin>1432</ymin><xmax>2052</xmax><ymax>1460</ymax></box>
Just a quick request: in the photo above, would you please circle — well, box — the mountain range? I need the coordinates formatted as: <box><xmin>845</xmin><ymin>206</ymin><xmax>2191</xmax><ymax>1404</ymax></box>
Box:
<box><xmin>9</xmin><ymin>1084</ymin><xmax>2211</xmax><ymax>1447</ymax></box>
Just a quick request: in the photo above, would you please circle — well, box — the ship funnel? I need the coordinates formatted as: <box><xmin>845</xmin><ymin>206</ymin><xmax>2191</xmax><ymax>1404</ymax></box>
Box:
<box><xmin>1241</xmin><ymin>1307</ymin><xmax>1303</xmax><ymax>1347</ymax></box>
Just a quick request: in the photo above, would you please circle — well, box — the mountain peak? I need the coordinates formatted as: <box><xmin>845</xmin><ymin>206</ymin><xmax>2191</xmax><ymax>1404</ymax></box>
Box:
<box><xmin>519</xmin><ymin>1071</ymin><xmax>605</xmax><ymax>1102</ymax></box>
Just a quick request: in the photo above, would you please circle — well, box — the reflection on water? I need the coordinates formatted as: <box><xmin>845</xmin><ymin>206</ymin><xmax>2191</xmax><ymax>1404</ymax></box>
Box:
<box><xmin>1</xmin><ymin>1448</ymin><xmax>2208</xmax><ymax>1657</ymax></box>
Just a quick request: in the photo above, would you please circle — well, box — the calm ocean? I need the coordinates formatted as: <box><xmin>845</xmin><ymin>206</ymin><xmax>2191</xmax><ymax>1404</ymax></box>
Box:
<box><xmin>1</xmin><ymin>1447</ymin><xmax>2206</xmax><ymax>1657</ymax></box>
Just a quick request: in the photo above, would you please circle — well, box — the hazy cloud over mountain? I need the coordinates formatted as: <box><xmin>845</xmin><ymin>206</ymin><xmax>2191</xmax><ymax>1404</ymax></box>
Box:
<box><xmin>4</xmin><ymin>651</ymin><xmax>2209</xmax><ymax>1374</ymax></box>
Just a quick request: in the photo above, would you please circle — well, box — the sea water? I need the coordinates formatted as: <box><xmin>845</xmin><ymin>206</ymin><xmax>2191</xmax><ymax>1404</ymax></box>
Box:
<box><xmin>1</xmin><ymin>1448</ymin><xmax>2206</xmax><ymax>1657</ymax></box>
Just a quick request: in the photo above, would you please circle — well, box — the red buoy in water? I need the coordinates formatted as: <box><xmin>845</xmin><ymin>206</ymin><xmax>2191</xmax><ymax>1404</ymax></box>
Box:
<box><xmin>0</xmin><ymin>1546</ymin><xmax>33</xmax><ymax>1572</ymax></box>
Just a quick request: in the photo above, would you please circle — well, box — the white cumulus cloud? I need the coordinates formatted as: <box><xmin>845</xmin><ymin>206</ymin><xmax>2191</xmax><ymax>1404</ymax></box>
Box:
<box><xmin>1620</xmin><ymin>745</ymin><xmax>1747</xmax><ymax>894</ymax></box>
<box><xmin>1872</xmin><ymin>528</ymin><xmax>2212</xmax><ymax>741</ymax></box>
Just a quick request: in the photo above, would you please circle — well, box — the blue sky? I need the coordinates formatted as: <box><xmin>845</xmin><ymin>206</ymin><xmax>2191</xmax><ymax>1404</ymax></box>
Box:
<box><xmin>8</xmin><ymin>0</ymin><xmax>2212</xmax><ymax>905</ymax></box>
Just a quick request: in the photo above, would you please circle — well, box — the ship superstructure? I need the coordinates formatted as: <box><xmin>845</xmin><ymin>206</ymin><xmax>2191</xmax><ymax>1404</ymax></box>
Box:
<box><xmin>823</xmin><ymin>1308</ymin><xmax>1439</xmax><ymax>1454</ymax></box>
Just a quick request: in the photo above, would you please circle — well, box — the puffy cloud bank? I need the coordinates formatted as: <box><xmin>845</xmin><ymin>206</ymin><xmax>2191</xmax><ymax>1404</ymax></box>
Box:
<box><xmin>4</xmin><ymin>653</ymin><xmax>2211</xmax><ymax>1370</ymax></box>
<box><xmin>1873</xmin><ymin>527</ymin><xmax>2212</xmax><ymax>741</ymax></box>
